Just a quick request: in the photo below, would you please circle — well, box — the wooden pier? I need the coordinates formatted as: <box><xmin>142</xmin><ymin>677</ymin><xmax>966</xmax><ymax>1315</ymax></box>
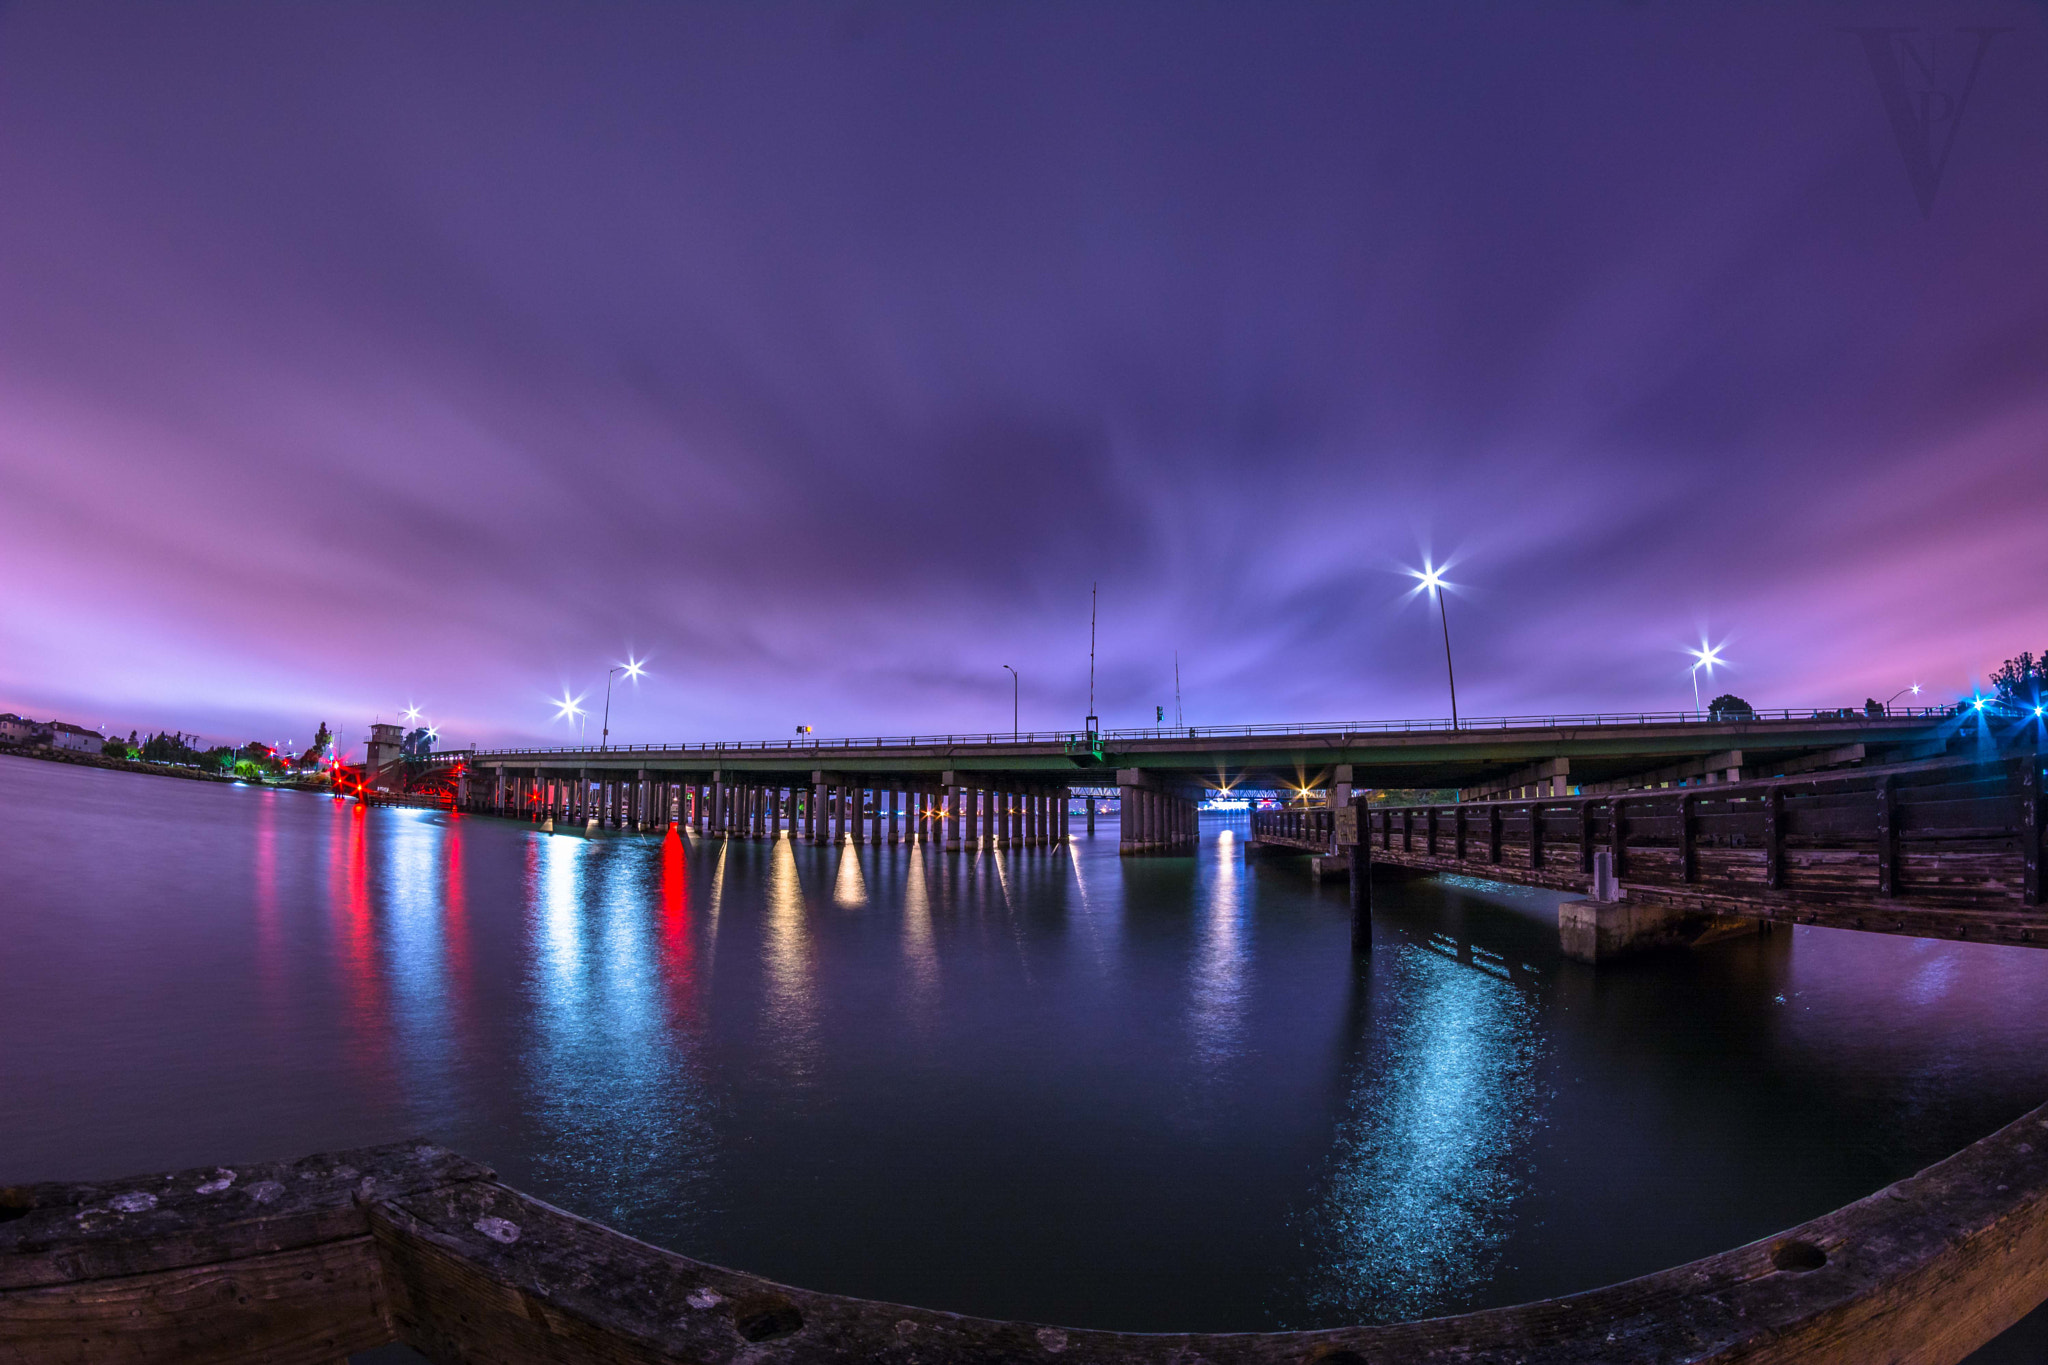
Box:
<box><xmin>1251</xmin><ymin>749</ymin><xmax>2048</xmax><ymax>952</ymax></box>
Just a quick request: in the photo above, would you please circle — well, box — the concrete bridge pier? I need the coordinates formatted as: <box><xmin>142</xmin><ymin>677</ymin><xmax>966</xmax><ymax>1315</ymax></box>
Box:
<box><xmin>1117</xmin><ymin>769</ymin><xmax>1199</xmax><ymax>855</ymax></box>
<box><xmin>942</xmin><ymin>777</ymin><xmax>964</xmax><ymax>851</ymax></box>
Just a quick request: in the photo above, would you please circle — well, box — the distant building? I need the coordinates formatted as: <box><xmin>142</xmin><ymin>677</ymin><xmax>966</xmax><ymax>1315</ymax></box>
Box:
<box><xmin>365</xmin><ymin>723</ymin><xmax>405</xmax><ymax>790</ymax></box>
<box><xmin>48</xmin><ymin>722</ymin><xmax>106</xmax><ymax>753</ymax></box>
<box><xmin>0</xmin><ymin>714</ymin><xmax>36</xmax><ymax>744</ymax></box>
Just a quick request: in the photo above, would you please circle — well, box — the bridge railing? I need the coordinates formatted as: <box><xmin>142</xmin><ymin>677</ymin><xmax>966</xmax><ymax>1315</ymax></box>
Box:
<box><xmin>439</xmin><ymin>704</ymin><xmax>1962</xmax><ymax>761</ymax></box>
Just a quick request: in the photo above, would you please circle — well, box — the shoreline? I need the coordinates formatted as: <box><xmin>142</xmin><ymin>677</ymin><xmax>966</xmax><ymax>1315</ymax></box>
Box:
<box><xmin>0</xmin><ymin>742</ymin><xmax>329</xmax><ymax>793</ymax></box>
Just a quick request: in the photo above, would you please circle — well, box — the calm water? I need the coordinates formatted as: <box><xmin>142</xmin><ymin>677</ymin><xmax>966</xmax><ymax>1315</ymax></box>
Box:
<box><xmin>6</xmin><ymin>753</ymin><xmax>2048</xmax><ymax>1360</ymax></box>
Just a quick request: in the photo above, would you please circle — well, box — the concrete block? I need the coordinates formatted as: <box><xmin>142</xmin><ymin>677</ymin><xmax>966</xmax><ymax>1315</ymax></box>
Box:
<box><xmin>1559</xmin><ymin>896</ymin><xmax>1761</xmax><ymax>964</ymax></box>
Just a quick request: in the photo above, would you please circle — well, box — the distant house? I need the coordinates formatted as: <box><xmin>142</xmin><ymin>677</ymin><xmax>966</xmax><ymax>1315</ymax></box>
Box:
<box><xmin>47</xmin><ymin>722</ymin><xmax>106</xmax><ymax>753</ymax></box>
<box><xmin>0</xmin><ymin>713</ymin><xmax>36</xmax><ymax>744</ymax></box>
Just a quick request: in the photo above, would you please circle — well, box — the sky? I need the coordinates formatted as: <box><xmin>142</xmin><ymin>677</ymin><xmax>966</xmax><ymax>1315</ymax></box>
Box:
<box><xmin>2</xmin><ymin>1</ymin><xmax>2045</xmax><ymax>752</ymax></box>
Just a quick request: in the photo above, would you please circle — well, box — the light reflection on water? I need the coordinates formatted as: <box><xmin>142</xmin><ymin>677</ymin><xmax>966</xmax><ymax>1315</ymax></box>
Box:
<box><xmin>1189</xmin><ymin>836</ymin><xmax>1247</xmax><ymax>1071</ymax></box>
<box><xmin>1305</xmin><ymin>940</ymin><xmax>1543</xmax><ymax>1323</ymax></box>
<box><xmin>5</xmin><ymin>758</ymin><xmax>2048</xmax><ymax>1359</ymax></box>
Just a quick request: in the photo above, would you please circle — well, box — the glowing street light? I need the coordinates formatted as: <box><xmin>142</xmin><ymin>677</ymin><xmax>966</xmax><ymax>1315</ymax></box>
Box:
<box><xmin>1686</xmin><ymin>642</ymin><xmax>1726</xmax><ymax>715</ymax></box>
<box><xmin>403</xmin><ymin>705</ymin><xmax>422</xmax><ymax>724</ymax></box>
<box><xmin>1407</xmin><ymin>562</ymin><xmax>1459</xmax><ymax>729</ymax></box>
<box><xmin>600</xmin><ymin>656</ymin><xmax>646</xmax><ymax>751</ymax></box>
<box><xmin>1883</xmin><ymin>684</ymin><xmax>1922</xmax><ymax>712</ymax></box>
<box><xmin>1002</xmin><ymin>664</ymin><xmax>1019</xmax><ymax>741</ymax></box>
<box><xmin>552</xmin><ymin>690</ymin><xmax>587</xmax><ymax>741</ymax></box>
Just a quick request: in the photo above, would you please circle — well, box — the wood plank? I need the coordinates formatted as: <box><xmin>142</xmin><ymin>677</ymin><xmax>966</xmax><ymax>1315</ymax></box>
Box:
<box><xmin>1877</xmin><ymin>775</ymin><xmax>1897</xmax><ymax>899</ymax></box>
<box><xmin>2025</xmin><ymin>758</ymin><xmax>2043</xmax><ymax>907</ymax></box>
<box><xmin>1612</xmin><ymin>798</ymin><xmax>1628</xmax><ymax>880</ymax></box>
<box><xmin>0</xmin><ymin>1142</ymin><xmax>486</xmax><ymax>1290</ymax></box>
<box><xmin>1679</xmin><ymin>793</ymin><xmax>1696</xmax><ymax>883</ymax></box>
<box><xmin>0</xmin><ymin>1236</ymin><xmax>393</xmax><ymax>1364</ymax></box>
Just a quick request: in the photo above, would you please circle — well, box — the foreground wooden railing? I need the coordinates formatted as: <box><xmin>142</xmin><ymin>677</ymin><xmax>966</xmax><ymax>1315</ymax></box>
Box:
<box><xmin>8</xmin><ymin>1108</ymin><xmax>2048</xmax><ymax>1364</ymax></box>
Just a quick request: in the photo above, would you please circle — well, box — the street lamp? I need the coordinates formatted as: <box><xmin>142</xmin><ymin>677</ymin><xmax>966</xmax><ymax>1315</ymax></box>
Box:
<box><xmin>1002</xmin><ymin>664</ymin><xmax>1018</xmax><ymax>740</ymax></box>
<box><xmin>552</xmin><ymin>690</ymin><xmax>587</xmax><ymax>740</ymax></box>
<box><xmin>1686</xmin><ymin>642</ymin><xmax>1725</xmax><ymax>715</ymax></box>
<box><xmin>1883</xmin><ymin>684</ymin><xmax>1922</xmax><ymax>714</ymax></box>
<box><xmin>600</xmin><ymin>657</ymin><xmax>645</xmax><ymax>750</ymax></box>
<box><xmin>1409</xmin><ymin>563</ymin><xmax>1459</xmax><ymax>729</ymax></box>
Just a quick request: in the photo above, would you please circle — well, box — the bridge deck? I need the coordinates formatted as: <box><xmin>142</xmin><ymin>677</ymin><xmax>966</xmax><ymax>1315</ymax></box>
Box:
<box><xmin>449</xmin><ymin>710</ymin><xmax>1966</xmax><ymax>792</ymax></box>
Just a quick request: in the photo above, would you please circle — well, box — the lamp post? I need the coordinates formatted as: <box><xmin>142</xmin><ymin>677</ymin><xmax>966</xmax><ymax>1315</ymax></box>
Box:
<box><xmin>1410</xmin><ymin>565</ymin><xmax>1459</xmax><ymax>729</ymax></box>
<box><xmin>1686</xmin><ymin>643</ymin><xmax>1726</xmax><ymax>716</ymax></box>
<box><xmin>1882</xmin><ymin>684</ymin><xmax>1922</xmax><ymax>714</ymax></box>
<box><xmin>1002</xmin><ymin>664</ymin><xmax>1018</xmax><ymax>740</ymax></box>
<box><xmin>600</xmin><ymin>657</ymin><xmax>645</xmax><ymax>751</ymax></box>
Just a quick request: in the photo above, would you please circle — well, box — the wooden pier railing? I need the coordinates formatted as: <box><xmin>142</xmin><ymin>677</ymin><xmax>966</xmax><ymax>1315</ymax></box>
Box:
<box><xmin>8</xmin><ymin>1114</ymin><xmax>2048</xmax><ymax>1364</ymax></box>
<box><xmin>1253</xmin><ymin>752</ymin><xmax>2048</xmax><ymax>947</ymax></box>
<box><xmin>1249</xmin><ymin>806</ymin><xmax>1338</xmax><ymax>853</ymax></box>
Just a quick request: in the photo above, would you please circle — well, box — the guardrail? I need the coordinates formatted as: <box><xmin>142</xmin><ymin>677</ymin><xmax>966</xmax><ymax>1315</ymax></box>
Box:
<box><xmin>435</xmin><ymin>705</ymin><xmax>1961</xmax><ymax>761</ymax></box>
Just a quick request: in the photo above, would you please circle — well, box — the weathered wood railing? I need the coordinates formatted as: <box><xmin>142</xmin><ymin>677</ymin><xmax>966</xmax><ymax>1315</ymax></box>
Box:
<box><xmin>1263</xmin><ymin>753</ymin><xmax>2045</xmax><ymax>947</ymax></box>
<box><xmin>8</xmin><ymin>1116</ymin><xmax>2048</xmax><ymax>1364</ymax></box>
<box><xmin>1248</xmin><ymin>806</ymin><xmax>1337</xmax><ymax>853</ymax></box>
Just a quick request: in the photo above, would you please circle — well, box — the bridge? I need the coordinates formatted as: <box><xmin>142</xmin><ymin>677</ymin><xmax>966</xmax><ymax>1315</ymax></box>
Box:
<box><xmin>441</xmin><ymin>706</ymin><xmax>1968</xmax><ymax>856</ymax></box>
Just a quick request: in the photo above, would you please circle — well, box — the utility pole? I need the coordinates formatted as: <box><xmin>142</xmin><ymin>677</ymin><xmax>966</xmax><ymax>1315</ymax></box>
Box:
<box><xmin>1003</xmin><ymin>664</ymin><xmax>1019</xmax><ymax>740</ymax></box>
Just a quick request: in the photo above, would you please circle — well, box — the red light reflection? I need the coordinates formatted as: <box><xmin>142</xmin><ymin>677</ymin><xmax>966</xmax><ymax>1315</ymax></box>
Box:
<box><xmin>658</xmin><ymin>825</ymin><xmax>696</xmax><ymax>1012</ymax></box>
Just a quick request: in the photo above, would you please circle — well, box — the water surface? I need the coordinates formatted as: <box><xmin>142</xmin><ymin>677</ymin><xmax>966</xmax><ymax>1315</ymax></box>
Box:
<box><xmin>4</xmin><ymin>754</ymin><xmax>2045</xmax><ymax>1358</ymax></box>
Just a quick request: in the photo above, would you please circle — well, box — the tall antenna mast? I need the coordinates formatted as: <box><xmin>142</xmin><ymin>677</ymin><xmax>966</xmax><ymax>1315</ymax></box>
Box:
<box><xmin>1086</xmin><ymin>583</ymin><xmax>1099</xmax><ymax>737</ymax></box>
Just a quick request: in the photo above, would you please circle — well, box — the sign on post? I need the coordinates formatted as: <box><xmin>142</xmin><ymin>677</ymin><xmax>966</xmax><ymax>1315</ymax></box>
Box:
<box><xmin>1333</xmin><ymin>806</ymin><xmax>1358</xmax><ymax>846</ymax></box>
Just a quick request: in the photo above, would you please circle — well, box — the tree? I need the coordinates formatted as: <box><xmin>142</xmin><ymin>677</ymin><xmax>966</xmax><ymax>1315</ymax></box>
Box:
<box><xmin>102</xmin><ymin>738</ymin><xmax>132</xmax><ymax>759</ymax></box>
<box><xmin>1991</xmin><ymin>651</ymin><xmax>2044</xmax><ymax>706</ymax></box>
<box><xmin>140</xmin><ymin>731</ymin><xmax>201</xmax><ymax>765</ymax></box>
<box><xmin>1707</xmin><ymin>693</ymin><xmax>1755</xmax><ymax>720</ymax></box>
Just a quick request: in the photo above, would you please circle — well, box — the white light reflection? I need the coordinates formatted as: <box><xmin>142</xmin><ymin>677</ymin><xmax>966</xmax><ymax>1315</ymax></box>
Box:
<box><xmin>525</xmin><ymin>836</ymin><xmax>714</xmax><ymax>1223</ymax></box>
<box><xmin>1188</xmin><ymin>833</ymin><xmax>1247</xmax><ymax>1069</ymax></box>
<box><xmin>902</xmin><ymin>847</ymin><xmax>941</xmax><ymax>1019</ymax></box>
<box><xmin>384</xmin><ymin>813</ymin><xmax>456</xmax><ymax>1111</ymax></box>
<box><xmin>762</xmin><ymin>838</ymin><xmax>820</xmax><ymax>1080</ymax></box>
<box><xmin>832</xmin><ymin>845</ymin><xmax>868</xmax><ymax>908</ymax></box>
<box><xmin>1304</xmin><ymin>943</ymin><xmax>1544</xmax><ymax>1322</ymax></box>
